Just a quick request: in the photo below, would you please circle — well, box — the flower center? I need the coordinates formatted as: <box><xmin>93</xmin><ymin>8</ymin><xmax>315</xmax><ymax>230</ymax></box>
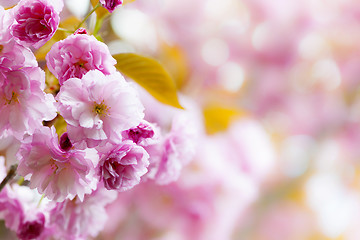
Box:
<box><xmin>76</xmin><ymin>60</ymin><xmax>87</xmax><ymax>68</ymax></box>
<box><xmin>0</xmin><ymin>45</ymin><xmax>3</xmax><ymax>53</ymax></box>
<box><xmin>93</xmin><ymin>100</ymin><xmax>109</xmax><ymax>116</ymax></box>
<box><xmin>59</xmin><ymin>132</ymin><xmax>72</xmax><ymax>151</ymax></box>
<box><xmin>49</xmin><ymin>159</ymin><xmax>59</xmax><ymax>173</ymax></box>
<box><xmin>4</xmin><ymin>92</ymin><xmax>19</xmax><ymax>105</ymax></box>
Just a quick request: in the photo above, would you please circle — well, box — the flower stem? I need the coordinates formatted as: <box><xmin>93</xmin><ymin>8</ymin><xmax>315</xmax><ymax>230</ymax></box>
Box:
<box><xmin>93</xmin><ymin>16</ymin><xmax>104</xmax><ymax>35</ymax></box>
<box><xmin>75</xmin><ymin>3</ymin><xmax>101</xmax><ymax>31</ymax></box>
<box><xmin>57</xmin><ymin>27</ymin><xmax>73</xmax><ymax>33</ymax></box>
<box><xmin>0</xmin><ymin>164</ymin><xmax>18</xmax><ymax>192</ymax></box>
<box><xmin>37</xmin><ymin>194</ymin><xmax>45</xmax><ymax>208</ymax></box>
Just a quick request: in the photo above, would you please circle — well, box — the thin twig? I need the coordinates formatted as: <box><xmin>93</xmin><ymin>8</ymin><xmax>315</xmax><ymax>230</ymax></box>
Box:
<box><xmin>75</xmin><ymin>3</ymin><xmax>101</xmax><ymax>31</ymax></box>
<box><xmin>0</xmin><ymin>164</ymin><xmax>18</xmax><ymax>192</ymax></box>
<box><xmin>57</xmin><ymin>27</ymin><xmax>73</xmax><ymax>33</ymax></box>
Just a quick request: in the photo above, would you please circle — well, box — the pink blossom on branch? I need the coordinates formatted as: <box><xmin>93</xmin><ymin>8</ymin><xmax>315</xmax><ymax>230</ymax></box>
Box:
<box><xmin>10</xmin><ymin>0</ymin><xmax>63</xmax><ymax>49</ymax></box>
<box><xmin>0</xmin><ymin>39</ymin><xmax>37</xmax><ymax>72</ymax></box>
<box><xmin>17</xmin><ymin>126</ymin><xmax>98</xmax><ymax>202</ymax></box>
<box><xmin>138</xmin><ymin>91</ymin><xmax>201</xmax><ymax>185</ymax></box>
<box><xmin>56</xmin><ymin>70</ymin><xmax>144</xmax><ymax>148</ymax></box>
<box><xmin>0</xmin><ymin>67</ymin><xmax>57</xmax><ymax>139</ymax></box>
<box><xmin>0</xmin><ymin>6</ymin><xmax>13</xmax><ymax>42</ymax></box>
<box><xmin>100</xmin><ymin>0</ymin><xmax>123</xmax><ymax>13</ymax></box>
<box><xmin>0</xmin><ymin>184</ymin><xmax>56</xmax><ymax>240</ymax></box>
<box><xmin>98</xmin><ymin>140</ymin><xmax>149</xmax><ymax>191</ymax></box>
<box><xmin>0</xmin><ymin>131</ymin><xmax>21</xmax><ymax>167</ymax></box>
<box><xmin>17</xmin><ymin>212</ymin><xmax>45</xmax><ymax>240</ymax></box>
<box><xmin>0</xmin><ymin>155</ymin><xmax>55</xmax><ymax>240</ymax></box>
<box><xmin>46</xmin><ymin>34</ymin><xmax>116</xmax><ymax>85</ymax></box>
<box><xmin>49</xmin><ymin>186</ymin><xmax>117</xmax><ymax>239</ymax></box>
<box><xmin>121</xmin><ymin>120</ymin><xmax>158</xmax><ymax>146</ymax></box>
<box><xmin>74</xmin><ymin>28</ymin><xmax>88</xmax><ymax>35</ymax></box>
<box><xmin>0</xmin><ymin>184</ymin><xmax>23</xmax><ymax>234</ymax></box>
<box><xmin>150</xmin><ymin>113</ymin><xmax>198</xmax><ymax>185</ymax></box>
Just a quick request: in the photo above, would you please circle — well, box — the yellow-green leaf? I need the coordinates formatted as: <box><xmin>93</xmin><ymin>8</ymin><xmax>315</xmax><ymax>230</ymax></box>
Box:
<box><xmin>203</xmin><ymin>105</ymin><xmax>246</xmax><ymax>134</ymax></box>
<box><xmin>113</xmin><ymin>53</ymin><xmax>184</xmax><ymax>109</ymax></box>
<box><xmin>123</xmin><ymin>0</ymin><xmax>136</xmax><ymax>4</ymax></box>
<box><xmin>159</xmin><ymin>43</ymin><xmax>188</xmax><ymax>90</ymax></box>
<box><xmin>53</xmin><ymin>115</ymin><xmax>67</xmax><ymax>136</ymax></box>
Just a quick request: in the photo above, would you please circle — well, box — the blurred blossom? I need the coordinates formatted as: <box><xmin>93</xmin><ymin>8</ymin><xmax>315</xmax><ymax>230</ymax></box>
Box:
<box><xmin>201</xmin><ymin>38</ymin><xmax>229</xmax><ymax>66</ymax></box>
<box><xmin>49</xmin><ymin>186</ymin><xmax>117</xmax><ymax>239</ymax></box>
<box><xmin>111</xmin><ymin>8</ymin><xmax>158</xmax><ymax>53</ymax></box>
<box><xmin>280</xmin><ymin>135</ymin><xmax>315</xmax><ymax>178</ymax></box>
<box><xmin>104</xmin><ymin>0</ymin><xmax>360</xmax><ymax>238</ymax></box>
<box><xmin>0</xmin><ymin>0</ymin><xmax>20</xmax><ymax>8</ymax></box>
<box><xmin>217</xmin><ymin>62</ymin><xmax>245</xmax><ymax>92</ymax></box>
<box><xmin>305</xmin><ymin>173</ymin><xmax>360</xmax><ymax>238</ymax></box>
<box><xmin>64</xmin><ymin>0</ymin><xmax>89</xmax><ymax>18</ymax></box>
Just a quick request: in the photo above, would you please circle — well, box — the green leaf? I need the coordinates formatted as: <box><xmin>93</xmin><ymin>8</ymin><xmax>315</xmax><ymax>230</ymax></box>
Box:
<box><xmin>113</xmin><ymin>53</ymin><xmax>184</xmax><ymax>109</ymax></box>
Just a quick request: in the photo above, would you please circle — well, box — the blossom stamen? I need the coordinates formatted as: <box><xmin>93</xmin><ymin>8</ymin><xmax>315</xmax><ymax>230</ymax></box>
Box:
<box><xmin>76</xmin><ymin>60</ymin><xmax>87</xmax><ymax>68</ymax></box>
<box><xmin>93</xmin><ymin>100</ymin><xmax>109</xmax><ymax>116</ymax></box>
<box><xmin>49</xmin><ymin>159</ymin><xmax>59</xmax><ymax>173</ymax></box>
<box><xmin>4</xmin><ymin>91</ymin><xmax>19</xmax><ymax>105</ymax></box>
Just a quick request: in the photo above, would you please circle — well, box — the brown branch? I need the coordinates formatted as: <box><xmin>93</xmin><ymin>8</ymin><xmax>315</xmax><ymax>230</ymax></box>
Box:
<box><xmin>0</xmin><ymin>164</ymin><xmax>18</xmax><ymax>192</ymax></box>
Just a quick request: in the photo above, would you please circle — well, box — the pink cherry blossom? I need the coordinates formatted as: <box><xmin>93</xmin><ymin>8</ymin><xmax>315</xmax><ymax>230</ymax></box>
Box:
<box><xmin>0</xmin><ymin>156</ymin><xmax>53</xmax><ymax>239</ymax></box>
<box><xmin>17</xmin><ymin>212</ymin><xmax>45</xmax><ymax>240</ymax></box>
<box><xmin>49</xmin><ymin>186</ymin><xmax>117</xmax><ymax>239</ymax></box>
<box><xmin>0</xmin><ymin>174</ymin><xmax>56</xmax><ymax>240</ymax></box>
<box><xmin>0</xmin><ymin>0</ymin><xmax>20</xmax><ymax>9</ymax></box>
<box><xmin>74</xmin><ymin>28</ymin><xmax>87</xmax><ymax>35</ymax></box>
<box><xmin>17</xmin><ymin>126</ymin><xmax>98</xmax><ymax>202</ymax></box>
<box><xmin>56</xmin><ymin>70</ymin><xmax>144</xmax><ymax>148</ymax></box>
<box><xmin>0</xmin><ymin>157</ymin><xmax>23</xmax><ymax>233</ymax></box>
<box><xmin>0</xmin><ymin>187</ymin><xmax>54</xmax><ymax>240</ymax></box>
<box><xmin>100</xmin><ymin>0</ymin><xmax>123</xmax><ymax>13</ymax></box>
<box><xmin>0</xmin><ymin>6</ymin><xmax>13</xmax><ymax>42</ymax></box>
<box><xmin>0</xmin><ymin>39</ymin><xmax>37</xmax><ymax>72</ymax></box>
<box><xmin>151</xmin><ymin>113</ymin><xmax>198</xmax><ymax>185</ymax></box>
<box><xmin>0</xmin><ymin>130</ymin><xmax>21</xmax><ymax>168</ymax></box>
<box><xmin>0</xmin><ymin>189</ymin><xmax>24</xmax><ymax>232</ymax></box>
<box><xmin>0</xmin><ymin>67</ymin><xmax>57</xmax><ymax>139</ymax></box>
<box><xmin>10</xmin><ymin>0</ymin><xmax>62</xmax><ymax>49</ymax></box>
<box><xmin>59</xmin><ymin>132</ymin><xmax>73</xmax><ymax>151</ymax></box>
<box><xmin>98</xmin><ymin>140</ymin><xmax>149</xmax><ymax>191</ymax></box>
<box><xmin>121</xmin><ymin>120</ymin><xmax>158</xmax><ymax>146</ymax></box>
<box><xmin>225</xmin><ymin>119</ymin><xmax>276</xmax><ymax>182</ymax></box>
<box><xmin>139</xmin><ymin>92</ymin><xmax>200</xmax><ymax>185</ymax></box>
<box><xmin>46</xmin><ymin>34</ymin><xmax>116</xmax><ymax>85</ymax></box>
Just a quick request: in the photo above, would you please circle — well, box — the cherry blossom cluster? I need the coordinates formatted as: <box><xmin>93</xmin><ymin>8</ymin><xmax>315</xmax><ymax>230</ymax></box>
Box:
<box><xmin>0</xmin><ymin>0</ymin><xmax>195</xmax><ymax>239</ymax></box>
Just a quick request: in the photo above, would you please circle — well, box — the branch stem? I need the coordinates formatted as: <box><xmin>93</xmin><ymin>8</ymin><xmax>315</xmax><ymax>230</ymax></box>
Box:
<box><xmin>75</xmin><ymin>3</ymin><xmax>101</xmax><ymax>30</ymax></box>
<box><xmin>57</xmin><ymin>27</ymin><xmax>73</xmax><ymax>33</ymax></box>
<box><xmin>0</xmin><ymin>164</ymin><xmax>18</xmax><ymax>192</ymax></box>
